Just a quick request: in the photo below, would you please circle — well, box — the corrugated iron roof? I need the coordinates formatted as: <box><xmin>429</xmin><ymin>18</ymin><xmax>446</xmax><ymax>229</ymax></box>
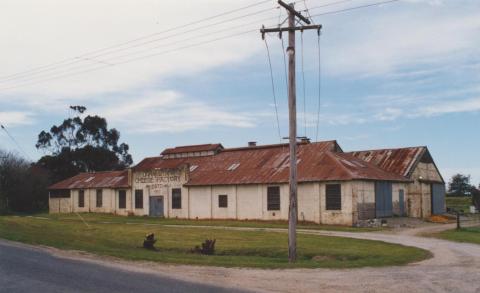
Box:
<box><xmin>347</xmin><ymin>147</ymin><xmax>426</xmax><ymax>178</ymax></box>
<box><xmin>48</xmin><ymin>170</ymin><xmax>129</xmax><ymax>190</ymax></box>
<box><xmin>161</xmin><ymin>143</ymin><xmax>224</xmax><ymax>155</ymax></box>
<box><xmin>134</xmin><ymin>141</ymin><xmax>409</xmax><ymax>186</ymax></box>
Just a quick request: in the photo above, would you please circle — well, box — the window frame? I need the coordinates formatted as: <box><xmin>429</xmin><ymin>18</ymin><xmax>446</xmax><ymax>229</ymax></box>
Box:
<box><xmin>218</xmin><ymin>194</ymin><xmax>228</xmax><ymax>208</ymax></box>
<box><xmin>96</xmin><ymin>189</ymin><xmax>103</xmax><ymax>207</ymax></box>
<box><xmin>172</xmin><ymin>188</ymin><xmax>182</xmax><ymax>209</ymax></box>
<box><xmin>118</xmin><ymin>190</ymin><xmax>126</xmax><ymax>209</ymax></box>
<box><xmin>267</xmin><ymin>186</ymin><xmax>281</xmax><ymax>211</ymax></box>
<box><xmin>78</xmin><ymin>190</ymin><xmax>85</xmax><ymax>208</ymax></box>
<box><xmin>135</xmin><ymin>189</ymin><xmax>143</xmax><ymax>209</ymax></box>
<box><xmin>325</xmin><ymin>183</ymin><xmax>342</xmax><ymax>211</ymax></box>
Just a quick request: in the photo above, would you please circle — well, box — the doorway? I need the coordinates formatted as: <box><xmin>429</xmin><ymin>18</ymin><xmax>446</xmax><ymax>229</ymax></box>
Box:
<box><xmin>149</xmin><ymin>196</ymin><xmax>164</xmax><ymax>217</ymax></box>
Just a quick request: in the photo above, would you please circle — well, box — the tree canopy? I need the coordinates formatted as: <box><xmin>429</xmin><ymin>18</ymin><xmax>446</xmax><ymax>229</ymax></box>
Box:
<box><xmin>447</xmin><ymin>173</ymin><xmax>473</xmax><ymax>197</ymax></box>
<box><xmin>0</xmin><ymin>149</ymin><xmax>49</xmax><ymax>213</ymax></box>
<box><xmin>35</xmin><ymin>106</ymin><xmax>132</xmax><ymax>182</ymax></box>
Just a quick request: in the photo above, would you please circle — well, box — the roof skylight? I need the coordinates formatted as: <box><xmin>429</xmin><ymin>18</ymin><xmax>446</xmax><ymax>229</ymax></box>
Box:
<box><xmin>227</xmin><ymin>163</ymin><xmax>240</xmax><ymax>171</ymax></box>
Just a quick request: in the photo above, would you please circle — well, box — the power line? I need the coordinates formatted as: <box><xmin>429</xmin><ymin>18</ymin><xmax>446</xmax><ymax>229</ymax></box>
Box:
<box><xmin>0</xmin><ymin>123</ymin><xmax>32</xmax><ymax>161</ymax></box>
<box><xmin>309</xmin><ymin>0</ymin><xmax>401</xmax><ymax>18</ymax></box>
<box><xmin>0</xmin><ymin>0</ymin><xmax>274</xmax><ymax>82</ymax></box>
<box><xmin>263</xmin><ymin>37</ymin><xmax>282</xmax><ymax>142</ymax></box>
<box><xmin>303</xmin><ymin>0</ymin><xmax>315</xmax><ymax>24</ymax></box>
<box><xmin>280</xmin><ymin>36</ymin><xmax>289</xmax><ymax>102</ymax></box>
<box><xmin>306</xmin><ymin>0</ymin><xmax>357</xmax><ymax>13</ymax></box>
<box><xmin>300</xmin><ymin>31</ymin><xmax>307</xmax><ymax>138</ymax></box>
<box><xmin>0</xmin><ymin>14</ymin><xmax>283</xmax><ymax>88</ymax></box>
<box><xmin>1</xmin><ymin>6</ymin><xmax>280</xmax><ymax>86</ymax></box>
<box><xmin>315</xmin><ymin>32</ymin><xmax>322</xmax><ymax>142</ymax></box>
<box><xmin>0</xmin><ymin>29</ymin><xmax>260</xmax><ymax>91</ymax></box>
<box><xmin>0</xmin><ymin>0</ymin><xmax>402</xmax><ymax>91</ymax></box>
<box><xmin>0</xmin><ymin>0</ymin><xmax>365</xmax><ymax>86</ymax></box>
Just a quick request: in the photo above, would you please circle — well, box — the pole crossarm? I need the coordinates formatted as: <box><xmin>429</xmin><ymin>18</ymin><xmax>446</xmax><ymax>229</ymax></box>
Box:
<box><xmin>260</xmin><ymin>24</ymin><xmax>322</xmax><ymax>34</ymax></box>
<box><xmin>277</xmin><ymin>0</ymin><xmax>311</xmax><ymax>24</ymax></box>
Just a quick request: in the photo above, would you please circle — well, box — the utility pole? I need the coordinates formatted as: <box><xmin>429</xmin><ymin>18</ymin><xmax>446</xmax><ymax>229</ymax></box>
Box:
<box><xmin>261</xmin><ymin>1</ymin><xmax>321</xmax><ymax>263</ymax></box>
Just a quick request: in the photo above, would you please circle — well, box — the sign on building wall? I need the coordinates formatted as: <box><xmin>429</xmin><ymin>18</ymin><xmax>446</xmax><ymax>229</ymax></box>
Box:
<box><xmin>134</xmin><ymin>168</ymin><xmax>187</xmax><ymax>194</ymax></box>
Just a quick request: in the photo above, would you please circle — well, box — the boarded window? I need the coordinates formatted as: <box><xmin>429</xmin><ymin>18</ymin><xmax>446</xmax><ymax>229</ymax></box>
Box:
<box><xmin>172</xmin><ymin>188</ymin><xmax>182</xmax><ymax>209</ymax></box>
<box><xmin>96</xmin><ymin>189</ymin><xmax>103</xmax><ymax>207</ymax></box>
<box><xmin>267</xmin><ymin>186</ymin><xmax>280</xmax><ymax>211</ymax></box>
<box><xmin>118</xmin><ymin>190</ymin><xmax>126</xmax><ymax>209</ymax></box>
<box><xmin>78</xmin><ymin>190</ymin><xmax>85</xmax><ymax>208</ymax></box>
<box><xmin>326</xmin><ymin>184</ymin><xmax>341</xmax><ymax>210</ymax></box>
<box><xmin>218</xmin><ymin>195</ymin><xmax>228</xmax><ymax>208</ymax></box>
<box><xmin>135</xmin><ymin>189</ymin><xmax>143</xmax><ymax>209</ymax></box>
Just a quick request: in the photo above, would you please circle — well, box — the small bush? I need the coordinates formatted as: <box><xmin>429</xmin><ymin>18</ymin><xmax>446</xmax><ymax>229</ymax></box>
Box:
<box><xmin>191</xmin><ymin>239</ymin><xmax>216</xmax><ymax>255</ymax></box>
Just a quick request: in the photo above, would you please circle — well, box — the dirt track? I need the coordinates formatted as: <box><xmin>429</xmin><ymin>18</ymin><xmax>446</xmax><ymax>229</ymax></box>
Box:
<box><xmin>8</xmin><ymin>223</ymin><xmax>480</xmax><ymax>293</ymax></box>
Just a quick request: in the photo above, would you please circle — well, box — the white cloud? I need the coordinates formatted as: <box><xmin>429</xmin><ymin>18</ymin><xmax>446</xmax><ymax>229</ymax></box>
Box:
<box><xmin>416</xmin><ymin>97</ymin><xmax>480</xmax><ymax>117</ymax></box>
<box><xmin>0</xmin><ymin>0</ymin><xmax>276</xmax><ymax>98</ymax></box>
<box><xmin>322</xmin><ymin>3</ymin><xmax>480</xmax><ymax>76</ymax></box>
<box><xmin>97</xmin><ymin>90</ymin><xmax>256</xmax><ymax>133</ymax></box>
<box><xmin>0</xmin><ymin>111</ymin><xmax>34</xmax><ymax>126</ymax></box>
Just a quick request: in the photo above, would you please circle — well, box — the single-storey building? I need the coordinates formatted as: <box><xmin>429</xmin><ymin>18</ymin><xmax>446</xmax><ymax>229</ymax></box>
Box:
<box><xmin>48</xmin><ymin>140</ymin><xmax>445</xmax><ymax>226</ymax></box>
<box><xmin>49</xmin><ymin>170</ymin><xmax>131</xmax><ymax>215</ymax></box>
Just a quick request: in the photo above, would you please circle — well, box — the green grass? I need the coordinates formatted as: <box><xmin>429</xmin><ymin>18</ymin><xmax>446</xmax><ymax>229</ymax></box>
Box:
<box><xmin>35</xmin><ymin>213</ymin><xmax>382</xmax><ymax>232</ymax></box>
<box><xmin>0</xmin><ymin>215</ymin><xmax>429</xmax><ymax>269</ymax></box>
<box><xmin>433</xmin><ymin>226</ymin><xmax>480</xmax><ymax>245</ymax></box>
<box><xmin>446</xmin><ymin>196</ymin><xmax>473</xmax><ymax>213</ymax></box>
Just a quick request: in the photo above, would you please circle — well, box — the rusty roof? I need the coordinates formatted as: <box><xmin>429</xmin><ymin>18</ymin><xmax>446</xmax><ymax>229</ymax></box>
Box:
<box><xmin>347</xmin><ymin>147</ymin><xmax>426</xmax><ymax>178</ymax></box>
<box><xmin>161</xmin><ymin>143</ymin><xmax>224</xmax><ymax>155</ymax></box>
<box><xmin>48</xmin><ymin>170</ymin><xmax>129</xmax><ymax>190</ymax></box>
<box><xmin>134</xmin><ymin>141</ymin><xmax>409</xmax><ymax>186</ymax></box>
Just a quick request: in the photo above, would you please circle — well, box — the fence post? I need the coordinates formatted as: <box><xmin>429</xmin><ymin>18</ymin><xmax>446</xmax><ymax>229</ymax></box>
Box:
<box><xmin>456</xmin><ymin>211</ymin><xmax>460</xmax><ymax>230</ymax></box>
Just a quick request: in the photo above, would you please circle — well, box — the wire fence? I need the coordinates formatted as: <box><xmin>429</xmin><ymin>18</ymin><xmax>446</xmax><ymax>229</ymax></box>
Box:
<box><xmin>445</xmin><ymin>205</ymin><xmax>480</xmax><ymax>229</ymax></box>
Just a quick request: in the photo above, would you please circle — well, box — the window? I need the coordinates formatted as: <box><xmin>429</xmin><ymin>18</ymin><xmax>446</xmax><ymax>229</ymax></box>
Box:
<box><xmin>135</xmin><ymin>189</ymin><xmax>143</xmax><ymax>209</ymax></box>
<box><xmin>218</xmin><ymin>195</ymin><xmax>228</xmax><ymax>208</ymax></box>
<box><xmin>172</xmin><ymin>188</ymin><xmax>182</xmax><ymax>209</ymax></box>
<box><xmin>78</xmin><ymin>190</ymin><xmax>85</xmax><ymax>208</ymax></box>
<box><xmin>118</xmin><ymin>190</ymin><xmax>126</xmax><ymax>209</ymax></box>
<box><xmin>96</xmin><ymin>189</ymin><xmax>103</xmax><ymax>207</ymax></box>
<box><xmin>326</xmin><ymin>184</ymin><xmax>341</xmax><ymax>210</ymax></box>
<box><xmin>267</xmin><ymin>186</ymin><xmax>280</xmax><ymax>211</ymax></box>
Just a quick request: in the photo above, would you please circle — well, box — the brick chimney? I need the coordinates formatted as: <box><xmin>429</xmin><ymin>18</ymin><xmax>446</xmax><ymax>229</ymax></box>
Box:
<box><xmin>248</xmin><ymin>141</ymin><xmax>257</xmax><ymax>147</ymax></box>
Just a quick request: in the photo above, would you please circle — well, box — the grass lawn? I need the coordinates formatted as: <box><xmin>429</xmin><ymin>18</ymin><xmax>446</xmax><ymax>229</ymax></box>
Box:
<box><xmin>36</xmin><ymin>213</ymin><xmax>383</xmax><ymax>232</ymax></box>
<box><xmin>433</xmin><ymin>226</ymin><xmax>480</xmax><ymax>245</ymax></box>
<box><xmin>0</xmin><ymin>215</ymin><xmax>430</xmax><ymax>269</ymax></box>
<box><xmin>446</xmin><ymin>196</ymin><xmax>473</xmax><ymax>213</ymax></box>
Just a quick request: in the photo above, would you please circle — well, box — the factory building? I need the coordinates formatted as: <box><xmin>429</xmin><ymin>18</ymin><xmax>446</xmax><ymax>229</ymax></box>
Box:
<box><xmin>48</xmin><ymin>140</ymin><xmax>445</xmax><ymax>226</ymax></box>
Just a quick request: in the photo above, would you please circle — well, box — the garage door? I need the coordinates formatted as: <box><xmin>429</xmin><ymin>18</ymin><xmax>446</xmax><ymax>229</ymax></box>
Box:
<box><xmin>375</xmin><ymin>182</ymin><xmax>393</xmax><ymax>218</ymax></box>
<box><xmin>431</xmin><ymin>183</ymin><xmax>446</xmax><ymax>215</ymax></box>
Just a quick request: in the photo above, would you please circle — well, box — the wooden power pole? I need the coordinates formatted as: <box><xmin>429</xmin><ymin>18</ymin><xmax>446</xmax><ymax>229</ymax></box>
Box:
<box><xmin>261</xmin><ymin>1</ymin><xmax>321</xmax><ymax>263</ymax></box>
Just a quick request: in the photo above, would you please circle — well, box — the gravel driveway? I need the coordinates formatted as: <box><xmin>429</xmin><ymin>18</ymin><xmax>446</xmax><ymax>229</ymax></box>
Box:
<box><xmin>5</xmin><ymin>223</ymin><xmax>480</xmax><ymax>293</ymax></box>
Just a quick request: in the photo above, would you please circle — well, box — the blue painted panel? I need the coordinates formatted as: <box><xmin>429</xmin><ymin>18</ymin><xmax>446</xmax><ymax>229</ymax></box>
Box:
<box><xmin>431</xmin><ymin>184</ymin><xmax>446</xmax><ymax>214</ymax></box>
<box><xmin>149</xmin><ymin>196</ymin><xmax>164</xmax><ymax>217</ymax></box>
<box><xmin>375</xmin><ymin>182</ymin><xmax>393</xmax><ymax>218</ymax></box>
<box><xmin>399</xmin><ymin>189</ymin><xmax>405</xmax><ymax>216</ymax></box>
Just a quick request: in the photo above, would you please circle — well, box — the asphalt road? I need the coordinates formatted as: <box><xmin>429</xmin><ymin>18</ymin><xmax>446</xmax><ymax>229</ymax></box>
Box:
<box><xmin>0</xmin><ymin>240</ymin><xmax>247</xmax><ymax>293</ymax></box>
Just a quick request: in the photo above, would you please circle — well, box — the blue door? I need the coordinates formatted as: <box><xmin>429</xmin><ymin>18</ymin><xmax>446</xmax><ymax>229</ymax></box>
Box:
<box><xmin>375</xmin><ymin>182</ymin><xmax>393</xmax><ymax>218</ymax></box>
<box><xmin>399</xmin><ymin>189</ymin><xmax>405</xmax><ymax>216</ymax></box>
<box><xmin>431</xmin><ymin>184</ymin><xmax>446</xmax><ymax>215</ymax></box>
<box><xmin>149</xmin><ymin>196</ymin><xmax>164</xmax><ymax>217</ymax></box>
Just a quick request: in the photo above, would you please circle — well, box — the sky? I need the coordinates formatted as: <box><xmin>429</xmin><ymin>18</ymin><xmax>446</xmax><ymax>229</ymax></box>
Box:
<box><xmin>0</xmin><ymin>0</ymin><xmax>479</xmax><ymax>185</ymax></box>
